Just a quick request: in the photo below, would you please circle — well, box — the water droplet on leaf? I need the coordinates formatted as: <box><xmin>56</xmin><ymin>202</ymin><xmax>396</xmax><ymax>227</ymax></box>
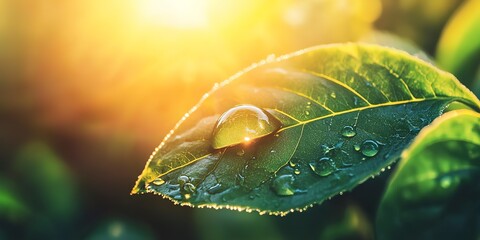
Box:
<box><xmin>236</xmin><ymin>149</ymin><xmax>245</xmax><ymax>156</ymax></box>
<box><xmin>271</xmin><ymin>174</ymin><xmax>295</xmax><ymax>196</ymax></box>
<box><xmin>341</xmin><ymin>126</ymin><xmax>356</xmax><ymax>138</ymax></box>
<box><xmin>361</xmin><ymin>140</ymin><xmax>379</xmax><ymax>157</ymax></box>
<box><xmin>309</xmin><ymin>157</ymin><xmax>336</xmax><ymax>177</ymax></box>
<box><xmin>151</xmin><ymin>178</ymin><xmax>165</xmax><ymax>186</ymax></box>
<box><xmin>288</xmin><ymin>160</ymin><xmax>296</xmax><ymax>167</ymax></box>
<box><xmin>207</xmin><ymin>183</ymin><xmax>224</xmax><ymax>194</ymax></box>
<box><xmin>211</xmin><ymin>105</ymin><xmax>282</xmax><ymax>149</ymax></box>
<box><xmin>353</xmin><ymin>144</ymin><xmax>361</xmax><ymax>151</ymax></box>
<box><xmin>294</xmin><ymin>169</ymin><xmax>301</xmax><ymax>175</ymax></box>
<box><xmin>178</xmin><ymin>176</ymin><xmax>190</xmax><ymax>185</ymax></box>
<box><xmin>183</xmin><ymin>183</ymin><xmax>196</xmax><ymax>194</ymax></box>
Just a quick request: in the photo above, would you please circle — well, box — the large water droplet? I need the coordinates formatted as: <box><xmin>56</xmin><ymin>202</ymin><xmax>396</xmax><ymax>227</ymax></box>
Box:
<box><xmin>294</xmin><ymin>168</ymin><xmax>301</xmax><ymax>175</ymax></box>
<box><xmin>211</xmin><ymin>105</ymin><xmax>282</xmax><ymax>149</ymax></box>
<box><xmin>271</xmin><ymin>174</ymin><xmax>295</xmax><ymax>196</ymax></box>
<box><xmin>341</xmin><ymin>126</ymin><xmax>356</xmax><ymax>138</ymax></box>
<box><xmin>361</xmin><ymin>140</ymin><xmax>379</xmax><ymax>157</ymax></box>
<box><xmin>309</xmin><ymin>157</ymin><xmax>336</xmax><ymax>177</ymax></box>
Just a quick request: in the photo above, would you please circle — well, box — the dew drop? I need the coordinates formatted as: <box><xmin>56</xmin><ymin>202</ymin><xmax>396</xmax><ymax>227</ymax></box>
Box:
<box><xmin>330</xmin><ymin>92</ymin><xmax>336</xmax><ymax>98</ymax></box>
<box><xmin>183</xmin><ymin>193</ymin><xmax>191</xmax><ymax>200</ymax></box>
<box><xmin>341</xmin><ymin>126</ymin><xmax>356</xmax><ymax>138</ymax></box>
<box><xmin>294</xmin><ymin>169</ymin><xmax>301</xmax><ymax>175</ymax></box>
<box><xmin>236</xmin><ymin>173</ymin><xmax>245</xmax><ymax>185</ymax></box>
<box><xmin>183</xmin><ymin>183</ymin><xmax>196</xmax><ymax>194</ymax></box>
<box><xmin>178</xmin><ymin>176</ymin><xmax>190</xmax><ymax>186</ymax></box>
<box><xmin>305</xmin><ymin>110</ymin><xmax>310</xmax><ymax>116</ymax></box>
<box><xmin>211</xmin><ymin>105</ymin><xmax>282</xmax><ymax>149</ymax></box>
<box><xmin>309</xmin><ymin>157</ymin><xmax>336</xmax><ymax>177</ymax></box>
<box><xmin>236</xmin><ymin>149</ymin><xmax>245</xmax><ymax>156</ymax></box>
<box><xmin>288</xmin><ymin>160</ymin><xmax>296</xmax><ymax>168</ymax></box>
<box><xmin>207</xmin><ymin>183</ymin><xmax>224</xmax><ymax>194</ymax></box>
<box><xmin>353</xmin><ymin>144</ymin><xmax>361</xmax><ymax>151</ymax></box>
<box><xmin>353</xmin><ymin>96</ymin><xmax>359</xmax><ymax>106</ymax></box>
<box><xmin>271</xmin><ymin>174</ymin><xmax>296</xmax><ymax>196</ymax></box>
<box><xmin>173</xmin><ymin>195</ymin><xmax>182</xmax><ymax>200</ymax></box>
<box><xmin>361</xmin><ymin>140</ymin><xmax>380</xmax><ymax>157</ymax></box>
<box><xmin>151</xmin><ymin>178</ymin><xmax>165</xmax><ymax>186</ymax></box>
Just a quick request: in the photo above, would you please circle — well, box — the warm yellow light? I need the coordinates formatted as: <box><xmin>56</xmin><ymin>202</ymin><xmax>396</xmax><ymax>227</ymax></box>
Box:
<box><xmin>244</xmin><ymin>137</ymin><xmax>251</xmax><ymax>142</ymax></box>
<box><xmin>137</xmin><ymin>0</ymin><xmax>209</xmax><ymax>29</ymax></box>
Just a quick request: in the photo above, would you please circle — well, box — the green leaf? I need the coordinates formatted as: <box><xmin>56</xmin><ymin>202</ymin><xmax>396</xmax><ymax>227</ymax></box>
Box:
<box><xmin>132</xmin><ymin>43</ymin><xmax>480</xmax><ymax>215</ymax></box>
<box><xmin>436</xmin><ymin>0</ymin><xmax>480</xmax><ymax>87</ymax></box>
<box><xmin>376</xmin><ymin>110</ymin><xmax>480</xmax><ymax>239</ymax></box>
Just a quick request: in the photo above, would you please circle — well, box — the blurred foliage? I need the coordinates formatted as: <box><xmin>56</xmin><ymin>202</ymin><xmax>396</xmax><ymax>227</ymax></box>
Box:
<box><xmin>436</xmin><ymin>0</ymin><xmax>480</xmax><ymax>87</ymax></box>
<box><xmin>0</xmin><ymin>0</ymin><xmax>477</xmax><ymax>239</ymax></box>
<box><xmin>376</xmin><ymin>0</ymin><xmax>464</xmax><ymax>54</ymax></box>
<box><xmin>195</xmin><ymin>200</ymin><xmax>373</xmax><ymax>240</ymax></box>
<box><xmin>85</xmin><ymin>219</ymin><xmax>156</xmax><ymax>240</ymax></box>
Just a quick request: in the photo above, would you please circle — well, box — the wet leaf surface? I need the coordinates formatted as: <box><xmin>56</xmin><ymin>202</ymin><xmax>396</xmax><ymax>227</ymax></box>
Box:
<box><xmin>132</xmin><ymin>43</ymin><xmax>480</xmax><ymax>215</ymax></box>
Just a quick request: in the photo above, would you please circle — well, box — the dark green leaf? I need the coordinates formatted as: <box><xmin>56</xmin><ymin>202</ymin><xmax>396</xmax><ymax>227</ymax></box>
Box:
<box><xmin>436</xmin><ymin>0</ymin><xmax>480</xmax><ymax>87</ymax></box>
<box><xmin>376</xmin><ymin>110</ymin><xmax>480</xmax><ymax>240</ymax></box>
<box><xmin>132</xmin><ymin>43</ymin><xmax>480</xmax><ymax>215</ymax></box>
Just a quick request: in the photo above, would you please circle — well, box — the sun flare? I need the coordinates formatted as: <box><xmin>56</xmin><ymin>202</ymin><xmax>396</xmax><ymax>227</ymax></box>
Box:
<box><xmin>137</xmin><ymin>0</ymin><xmax>209</xmax><ymax>29</ymax></box>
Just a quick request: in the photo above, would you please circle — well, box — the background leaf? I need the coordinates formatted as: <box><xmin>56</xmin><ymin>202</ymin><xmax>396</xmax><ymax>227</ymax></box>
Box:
<box><xmin>376</xmin><ymin>110</ymin><xmax>480</xmax><ymax>240</ymax></box>
<box><xmin>436</xmin><ymin>0</ymin><xmax>480</xmax><ymax>87</ymax></box>
<box><xmin>132</xmin><ymin>43</ymin><xmax>479</xmax><ymax>214</ymax></box>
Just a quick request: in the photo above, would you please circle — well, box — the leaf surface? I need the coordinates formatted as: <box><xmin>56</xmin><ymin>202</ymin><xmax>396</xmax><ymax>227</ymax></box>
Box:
<box><xmin>132</xmin><ymin>43</ymin><xmax>480</xmax><ymax>214</ymax></box>
<box><xmin>376</xmin><ymin>110</ymin><xmax>480</xmax><ymax>239</ymax></box>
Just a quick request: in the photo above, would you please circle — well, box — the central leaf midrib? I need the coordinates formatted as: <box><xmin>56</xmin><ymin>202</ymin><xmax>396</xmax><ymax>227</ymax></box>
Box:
<box><xmin>277</xmin><ymin>97</ymin><xmax>452</xmax><ymax>132</ymax></box>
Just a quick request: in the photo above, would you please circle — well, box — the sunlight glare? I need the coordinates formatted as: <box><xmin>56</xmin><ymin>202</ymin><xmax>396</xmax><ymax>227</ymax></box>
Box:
<box><xmin>137</xmin><ymin>0</ymin><xmax>209</xmax><ymax>29</ymax></box>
